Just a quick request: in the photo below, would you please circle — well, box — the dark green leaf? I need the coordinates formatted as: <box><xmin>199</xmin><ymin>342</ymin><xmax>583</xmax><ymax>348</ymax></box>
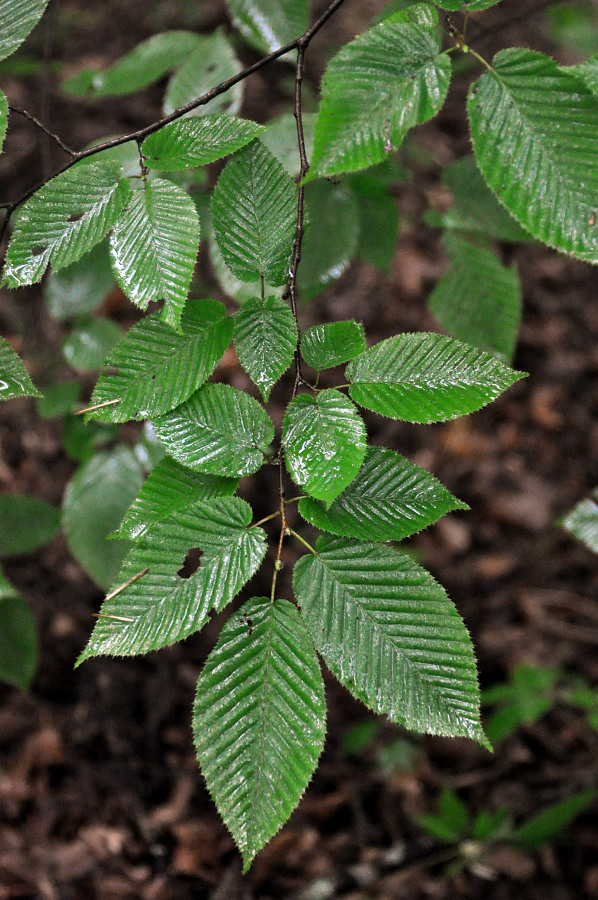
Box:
<box><xmin>299</xmin><ymin>180</ymin><xmax>359</xmax><ymax>299</ymax></box>
<box><xmin>434</xmin><ymin>0</ymin><xmax>503</xmax><ymax>9</ymax></box>
<box><xmin>234</xmin><ymin>295</ymin><xmax>297</xmax><ymax>400</ymax></box>
<box><xmin>62</xmin><ymin>317</ymin><xmax>121</xmax><ymax>371</ymax></box>
<box><xmin>226</xmin><ymin>0</ymin><xmax>309</xmax><ymax>54</ymax></box>
<box><xmin>0</xmin><ymin>495</ymin><xmax>59</xmax><ymax>556</ymax></box>
<box><xmin>510</xmin><ymin>790</ymin><xmax>597</xmax><ymax>851</ymax></box>
<box><xmin>561</xmin><ymin>489</ymin><xmax>598</xmax><ymax>553</ymax></box>
<box><xmin>0</xmin><ymin>0</ymin><xmax>50</xmax><ymax>63</ymax></box>
<box><xmin>262</xmin><ymin>111</ymin><xmax>316</xmax><ymax>176</ymax></box>
<box><xmin>301</xmin><ymin>320</ymin><xmax>366</xmax><ymax>370</ymax></box>
<box><xmin>163</xmin><ymin>30</ymin><xmax>242</xmax><ymax>118</ymax></box>
<box><xmin>61</xmin><ymin>416</ymin><xmax>118</xmax><ymax>463</ymax></box>
<box><xmin>0</xmin><ymin>570</ymin><xmax>37</xmax><ymax>690</ymax></box>
<box><xmin>36</xmin><ymin>380</ymin><xmax>80</xmax><ymax>418</ymax></box>
<box><xmin>350</xmin><ymin>173</ymin><xmax>399</xmax><ymax>272</ymax></box>
<box><xmin>44</xmin><ymin>241</ymin><xmax>115</xmax><ymax>320</ymax></box>
<box><xmin>142</xmin><ymin>117</ymin><xmax>265</xmax><ymax>171</ymax></box>
<box><xmin>0</xmin><ymin>89</ymin><xmax>7</xmax><ymax>154</ymax></box>
<box><xmin>0</xmin><ymin>337</ymin><xmax>40</xmax><ymax>400</ymax></box>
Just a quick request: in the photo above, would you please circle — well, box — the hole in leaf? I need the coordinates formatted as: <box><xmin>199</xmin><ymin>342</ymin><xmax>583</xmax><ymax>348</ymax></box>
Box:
<box><xmin>30</xmin><ymin>246</ymin><xmax>48</xmax><ymax>256</ymax></box>
<box><xmin>177</xmin><ymin>547</ymin><xmax>202</xmax><ymax>579</ymax></box>
<box><xmin>67</xmin><ymin>212</ymin><xmax>85</xmax><ymax>223</ymax></box>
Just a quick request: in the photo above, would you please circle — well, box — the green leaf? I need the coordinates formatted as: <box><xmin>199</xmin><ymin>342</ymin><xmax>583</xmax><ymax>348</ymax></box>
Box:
<box><xmin>142</xmin><ymin>116</ymin><xmax>265</xmax><ymax>171</ymax></box>
<box><xmin>434</xmin><ymin>0</ymin><xmax>503</xmax><ymax>9</ymax></box>
<box><xmin>301</xmin><ymin>320</ymin><xmax>366</xmax><ymax>370</ymax></box>
<box><xmin>299</xmin><ymin>180</ymin><xmax>359</xmax><ymax>299</ymax></box>
<box><xmin>510</xmin><ymin>789</ymin><xmax>597</xmax><ymax>851</ymax></box>
<box><xmin>0</xmin><ymin>495</ymin><xmax>59</xmax><ymax>556</ymax></box>
<box><xmin>61</xmin><ymin>415</ymin><xmax>118</xmax><ymax>463</ymax></box>
<box><xmin>44</xmin><ymin>241</ymin><xmax>115</xmax><ymax>320</ymax></box>
<box><xmin>118</xmin><ymin>457</ymin><xmax>238</xmax><ymax>540</ymax></box>
<box><xmin>0</xmin><ymin>570</ymin><xmax>37</xmax><ymax>690</ymax></box>
<box><xmin>193</xmin><ymin>597</ymin><xmax>326</xmax><ymax>871</ymax></box>
<box><xmin>109</xmin><ymin>178</ymin><xmax>200</xmax><ymax>331</ymax></box>
<box><xmin>211</xmin><ymin>140</ymin><xmax>297</xmax><ymax>286</ymax></box>
<box><xmin>561</xmin><ymin>489</ymin><xmax>598</xmax><ymax>553</ymax></box>
<box><xmin>262</xmin><ymin>112</ymin><xmax>316</xmax><ymax>176</ymax></box>
<box><xmin>283</xmin><ymin>390</ymin><xmax>367</xmax><ymax>506</ymax></box>
<box><xmin>299</xmin><ymin>446</ymin><xmax>467</xmax><ymax>542</ymax></box>
<box><xmin>0</xmin><ymin>89</ymin><xmax>7</xmax><ymax>154</ymax></box>
<box><xmin>163</xmin><ymin>30</ymin><xmax>242</xmax><ymax>119</ymax></box>
<box><xmin>62</xmin><ymin>317</ymin><xmax>121</xmax><ymax>371</ymax></box>
<box><xmin>226</xmin><ymin>0</ymin><xmax>309</xmax><ymax>54</ymax></box>
<box><xmin>0</xmin><ymin>337</ymin><xmax>40</xmax><ymax>400</ymax></box>
<box><xmin>3</xmin><ymin>161</ymin><xmax>131</xmax><ymax>287</ymax></box>
<box><xmin>234</xmin><ymin>295</ymin><xmax>297</xmax><ymax>400</ymax></box>
<box><xmin>350</xmin><ymin>173</ymin><xmax>399</xmax><ymax>273</ymax></box>
<box><xmin>307</xmin><ymin>5</ymin><xmax>451</xmax><ymax>180</ymax></box>
<box><xmin>0</xmin><ymin>0</ymin><xmax>50</xmax><ymax>63</ymax></box>
<box><xmin>36</xmin><ymin>380</ymin><xmax>80</xmax><ymax>418</ymax></box>
<box><xmin>153</xmin><ymin>383</ymin><xmax>274</xmax><ymax>477</ymax></box>
<box><xmin>566</xmin><ymin>55</ymin><xmax>598</xmax><ymax>98</ymax></box>
<box><xmin>89</xmin><ymin>300</ymin><xmax>233</xmax><ymax>423</ymax></box>
<box><xmin>208</xmin><ymin>228</ymin><xmax>283</xmax><ymax>303</ymax></box>
<box><xmin>77</xmin><ymin>498</ymin><xmax>266</xmax><ymax>660</ymax></box>
<box><xmin>294</xmin><ymin>536</ymin><xmax>488</xmax><ymax>744</ymax></box>
<box><xmin>468</xmin><ymin>48</ymin><xmax>598</xmax><ymax>264</ymax></box>
<box><xmin>62</xmin><ymin>447</ymin><xmax>144</xmax><ymax>590</ymax></box>
<box><xmin>428</xmin><ymin>234</ymin><xmax>521</xmax><ymax>363</ymax></box>
<box><xmin>61</xmin><ymin>31</ymin><xmax>201</xmax><ymax>96</ymax></box>
<box><xmin>346</xmin><ymin>332</ymin><xmax>525</xmax><ymax>423</ymax></box>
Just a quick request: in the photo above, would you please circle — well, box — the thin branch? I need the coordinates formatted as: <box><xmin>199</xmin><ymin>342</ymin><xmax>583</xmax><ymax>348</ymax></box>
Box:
<box><xmin>8</xmin><ymin>106</ymin><xmax>76</xmax><ymax>156</ymax></box>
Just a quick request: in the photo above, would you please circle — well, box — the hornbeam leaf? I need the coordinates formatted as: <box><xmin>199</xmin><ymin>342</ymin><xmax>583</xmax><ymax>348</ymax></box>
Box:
<box><xmin>301</xmin><ymin>320</ymin><xmax>366</xmax><ymax>371</ymax></box>
<box><xmin>77</xmin><ymin>498</ymin><xmax>266</xmax><ymax>660</ymax></box>
<box><xmin>226</xmin><ymin>0</ymin><xmax>309</xmax><ymax>54</ymax></box>
<box><xmin>118</xmin><ymin>457</ymin><xmax>238</xmax><ymax>540</ymax></box>
<box><xmin>561</xmin><ymin>489</ymin><xmax>598</xmax><ymax>554</ymax></box>
<box><xmin>0</xmin><ymin>90</ymin><xmax>7</xmax><ymax>154</ymax></box>
<box><xmin>346</xmin><ymin>332</ymin><xmax>525</xmax><ymax>423</ymax></box>
<box><xmin>434</xmin><ymin>0</ymin><xmax>503</xmax><ymax>9</ymax></box>
<box><xmin>0</xmin><ymin>0</ymin><xmax>50</xmax><ymax>62</ymax></box>
<box><xmin>3</xmin><ymin>161</ymin><xmax>131</xmax><ymax>287</ymax></box>
<box><xmin>194</xmin><ymin>597</ymin><xmax>326</xmax><ymax>871</ymax></box>
<box><xmin>62</xmin><ymin>317</ymin><xmax>121</xmax><ymax>371</ymax></box>
<box><xmin>0</xmin><ymin>337</ymin><xmax>40</xmax><ymax>400</ymax></box>
<box><xmin>298</xmin><ymin>180</ymin><xmax>359</xmax><ymax>299</ymax></box>
<box><xmin>211</xmin><ymin>140</ymin><xmax>297</xmax><ymax>286</ymax></box>
<box><xmin>233</xmin><ymin>295</ymin><xmax>297</xmax><ymax>400</ymax></box>
<box><xmin>566</xmin><ymin>55</ymin><xmax>598</xmax><ymax>98</ymax></box>
<box><xmin>468</xmin><ymin>48</ymin><xmax>598</xmax><ymax>263</ymax></box>
<box><xmin>306</xmin><ymin>4</ymin><xmax>451</xmax><ymax>180</ymax></box>
<box><xmin>299</xmin><ymin>446</ymin><xmax>467</xmax><ymax>541</ymax></box>
<box><xmin>109</xmin><ymin>178</ymin><xmax>200</xmax><ymax>330</ymax></box>
<box><xmin>142</xmin><ymin>117</ymin><xmax>265</xmax><ymax>171</ymax></box>
<box><xmin>294</xmin><ymin>536</ymin><xmax>488</xmax><ymax>745</ymax></box>
<box><xmin>44</xmin><ymin>241</ymin><xmax>115</xmax><ymax>320</ymax></box>
<box><xmin>89</xmin><ymin>300</ymin><xmax>233</xmax><ymax>423</ymax></box>
<box><xmin>283</xmin><ymin>390</ymin><xmax>367</xmax><ymax>506</ymax></box>
<box><xmin>0</xmin><ymin>569</ymin><xmax>37</xmax><ymax>690</ymax></box>
<box><xmin>163</xmin><ymin>30</ymin><xmax>242</xmax><ymax>118</ymax></box>
<box><xmin>0</xmin><ymin>495</ymin><xmax>59</xmax><ymax>556</ymax></box>
<box><xmin>153</xmin><ymin>383</ymin><xmax>274</xmax><ymax>477</ymax></box>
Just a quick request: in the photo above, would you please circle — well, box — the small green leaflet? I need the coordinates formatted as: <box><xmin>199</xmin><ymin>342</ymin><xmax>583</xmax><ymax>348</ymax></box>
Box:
<box><xmin>118</xmin><ymin>457</ymin><xmax>238</xmax><ymax>540</ymax></box>
<box><xmin>510</xmin><ymin>789</ymin><xmax>597</xmax><ymax>852</ymax></box>
<box><xmin>62</xmin><ymin>31</ymin><xmax>201</xmax><ymax>97</ymax></box>
<box><xmin>226</xmin><ymin>0</ymin><xmax>309</xmax><ymax>54</ymax></box>
<box><xmin>299</xmin><ymin>180</ymin><xmax>359</xmax><ymax>299</ymax></box>
<box><xmin>89</xmin><ymin>300</ymin><xmax>233</xmax><ymax>423</ymax></box>
<box><xmin>428</xmin><ymin>234</ymin><xmax>521</xmax><ymax>363</ymax></box>
<box><xmin>294</xmin><ymin>535</ymin><xmax>488</xmax><ymax>745</ymax></box>
<box><xmin>301</xmin><ymin>320</ymin><xmax>366</xmax><ymax>370</ymax></box>
<box><xmin>283</xmin><ymin>390</ymin><xmax>367</xmax><ymax>506</ymax></box>
<box><xmin>3</xmin><ymin>161</ymin><xmax>131</xmax><ymax>287</ymax></box>
<box><xmin>346</xmin><ymin>332</ymin><xmax>525</xmax><ymax>423</ymax></box>
<box><xmin>306</xmin><ymin>5</ymin><xmax>451</xmax><ymax>180</ymax></box>
<box><xmin>142</xmin><ymin>117</ymin><xmax>265</xmax><ymax>171</ymax></box>
<box><xmin>0</xmin><ymin>570</ymin><xmax>37</xmax><ymax>690</ymax></box>
<box><xmin>561</xmin><ymin>489</ymin><xmax>598</xmax><ymax>554</ymax></box>
<box><xmin>194</xmin><ymin>597</ymin><xmax>326</xmax><ymax>871</ymax></box>
<box><xmin>0</xmin><ymin>337</ymin><xmax>40</xmax><ymax>400</ymax></box>
<box><xmin>0</xmin><ymin>0</ymin><xmax>50</xmax><ymax>63</ymax></box>
<box><xmin>234</xmin><ymin>295</ymin><xmax>297</xmax><ymax>400</ymax></box>
<box><xmin>211</xmin><ymin>140</ymin><xmax>297</xmax><ymax>286</ymax></box>
<box><xmin>163</xmin><ymin>30</ymin><xmax>242</xmax><ymax>119</ymax></box>
<box><xmin>468</xmin><ymin>48</ymin><xmax>598</xmax><ymax>264</ymax></box>
<box><xmin>62</xmin><ymin>317</ymin><xmax>121</xmax><ymax>371</ymax></box>
<box><xmin>109</xmin><ymin>178</ymin><xmax>200</xmax><ymax>331</ymax></box>
<box><xmin>44</xmin><ymin>241</ymin><xmax>115</xmax><ymax>320</ymax></box>
<box><xmin>153</xmin><ymin>383</ymin><xmax>274</xmax><ymax>477</ymax></box>
<box><xmin>299</xmin><ymin>446</ymin><xmax>467</xmax><ymax>542</ymax></box>
<box><xmin>0</xmin><ymin>89</ymin><xmax>7</xmax><ymax>154</ymax></box>
<box><xmin>77</xmin><ymin>499</ymin><xmax>267</xmax><ymax>660</ymax></box>
<box><xmin>0</xmin><ymin>495</ymin><xmax>59</xmax><ymax>556</ymax></box>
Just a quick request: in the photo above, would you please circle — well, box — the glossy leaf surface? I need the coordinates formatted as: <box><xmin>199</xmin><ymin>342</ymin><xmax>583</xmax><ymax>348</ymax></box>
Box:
<box><xmin>301</xmin><ymin>320</ymin><xmax>366</xmax><ymax>370</ymax></box>
<box><xmin>142</xmin><ymin>116</ymin><xmax>265</xmax><ymax>171</ymax></box>
<box><xmin>77</xmin><ymin>498</ymin><xmax>266</xmax><ymax>659</ymax></box>
<box><xmin>0</xmin><ymin>495</ymin><xmax>59</xmax><ymax>556</ymax></box>
<box><xmin>0</xmin><ymin>571</ymin><xmax>37</xmax><ymax>690</ymax></box>
<box><xmin>163</xmin><ymin>31</ymin><xmax>242</xmax><ymax>118</ymax></box>
<box><xmin>0</xmin><ymin>337</ymin><xmax>39</xmax><ymax>400</ymax></box>
<box><xmin>153</xmin><ymin>383</ymin><xmax>274</xmax><ymax>477</ymax></box>
<box><xmin>0</xmin><ymin>0</ymin><xmax>50</xmax><ymax>62</ymax></box>
<box><xmin>468</xmin><ymin>48</ymin><xmax>598</xmax><ymax>263</ymax></box>
<box><xmin>44</xmin><ymin>241</ymin><xmax>115</xmax><ymax>320</ymax></box>
<box><xmin>347</xmin><ymin>332</ymin><xmax>524</xmax><ymax>423</ymax></box>
<box><xmin>3</xmin><ymin>161</ymin><xmax>131</xmax><ymax>287</ymax></box>
<box><xmin>226</xmin><ymin>0</ymin><xmax>309</xmax><ymax>54</ymax></box>
<box><xmin>89</xmin><ymin>300</ymin><xmax>233</xmax><ymax>423</ymax></box>
<box><xmin>561</xmin><ymin>489</ymin><xmax>598</xmax><ymax>554</ymax></box>
<box><xmin>62</xmin><ymin>317</ymin><xmax>121</xmax><ymax>371</ymax></box>
<box><xmin>299</xmin><ymin>180</ymin><xmax>359</xmax><ymax>299</ymax></box>
<box><xmin>109</xmin><ymin>178</ymin><xmax>200</xmax><ymax>330</ymax></box>
<box><xmin>299</xmin><ymin>446</ymin><xmax>467</xmax><ymax>541</ymax></box>
<box><xmin>194</xmin><ymin>597</ymin><xmax>325</xmax><ymax>871</ymax></box>
<box><xmin>307</xmin><ymin>5</ymin><xmax>451</xmax><ymax>179</ymax></box>
<box><xmin>283</xmin><ymin>390</ymin><xmax>367</xmax><ymax>505</ymax></box>
<box><xmin>233</xmin><ymin>295</ymin><xmax>296</xmax><ymax>400</ymax></box>
<box><xmin>566</xmin><ymin>55</ymin><xmax>598</xmax><ymax>98</ymax></box>
<box><xmin>294</xmin><ymin>536</ymin><xmax>487</xmax><ymax>744</ymax></box>
<box><xmin>211</xmin><ymin>140</ymin><xmax>297</xmax><ymax>286</ymax></box>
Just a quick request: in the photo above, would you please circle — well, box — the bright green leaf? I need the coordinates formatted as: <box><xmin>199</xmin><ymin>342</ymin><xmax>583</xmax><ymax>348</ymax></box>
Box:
<box><xmin>301</xmin><ymin>320</ymin><xmax>366</xmax><ymax>370</ymax></box>
<box><xmin>234</xmin><ymin>295</ymin><xmax>297</xmax><ymax>400</ymax></box>
<box><xmin>77</xmin><ymin>498</ymin><xmax>266</xmax><ymax>660</ymax></box>
<box><xmin>510</xmin><ymin>789</ymin><xmax>597</xmax><ymax>851</ymax></box>
<box><xmin>0</xmin><ymin>495</ymin><xmax>59</xmax><ymax>556</ymax></box>
<box><xmin>109</xmin><ymin>178</ymin><xmax>200</xmax><ymax>331</ymax></box>
<box><xmin>283</xmin><ymin>390</ymin><xmax>367</xmax><ymax>506</ymax></box>
<box><xmin>62</xmin><ymin>317</ymin><xmax>121</xmax><ymax>371</ymax></box>
<box><xmin>89</xmin><ymin>300</ymin><xmax>233</xmax><ymax>423</ymax></box>
<box><xmin>566</xmin><ymin>55</ymin><xmax>598</xmax><ymax>98</ymax></box>
<box><xmin>142</xmin><ymin>116</ymin><xmax>265</xmax><ymax>171</ymax></box>
<box><xmin>211</xmin><ymin>140</ymin><xmax>297</xmax><ymax>286</ymax></box>
<box><xmin>44</xmin><ymin>241</ymin><xmax>115</xmax><ymax>320</ymax></box>
<box><xmin>0</xmin><ymin>337</ymin><xmax>40</xmax><ymax>400</ymax></box>
<box><xmin>299</xmin><ymin>446</ymin><xmax>467</xmax><ymax>542</ymax></box>
<box><xmin>3</xmin><ymin>161</ymin><xmax>131</xmax><ymax>287</ymax></box>
<box><xmin>307</xmin><ymin>5</ymin><xmax>451</xmax><ymax>180</ymax></box>
<box><xmin>561</xmin><ymin>489</ymin><xmax>598</xmax><ymax>553</ymax></box>
<box><xmin>468</xmin><ymin>48</ymin><xmax>598</xmax><ymax>263</ymax></box>
<box><xmin>299</xmin><ymin>180</ymin><xmax>359</xmax><ymax>299</ymax></box>
<box><xmin>346</xmin><ymin>332</ymin><xmax>525</xmax><ymax>423</ymax></box>
<box><xmin>0</xmin><ymin>0</ymin><xmax>50</xmax><ymax>63</ymax></box>
<box><xmin>294</xmin><ymin>535</ymin><xmax>488</xmax><ymax>745</ymax></box>
<box><xmin>153</xmin><ymin>383</ymin><xmax>274</xmax><ymax>477</ymax></box>
<box><xmin>163</xmin><ymin>30</ymin><xmax>242</xmax><ymax>118</ymax></box>
<box><xmin>208</xmin><ymin>228</ymin><xmax>282</xmax><ymax>303</ymax></box>
<box><xmin>226</xmin><ymin>0</ymin><xmax>308</xmax><ymax>54</ymax></box>
<box><xmin>194</xmin><ymin>596</ymin><xmax>326</xmax><ymax>870</ymax></box>
<box><xmin>0</xmin><ymin>570</ymin><xmax>37</xmax><ymax>690</ymax></box>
